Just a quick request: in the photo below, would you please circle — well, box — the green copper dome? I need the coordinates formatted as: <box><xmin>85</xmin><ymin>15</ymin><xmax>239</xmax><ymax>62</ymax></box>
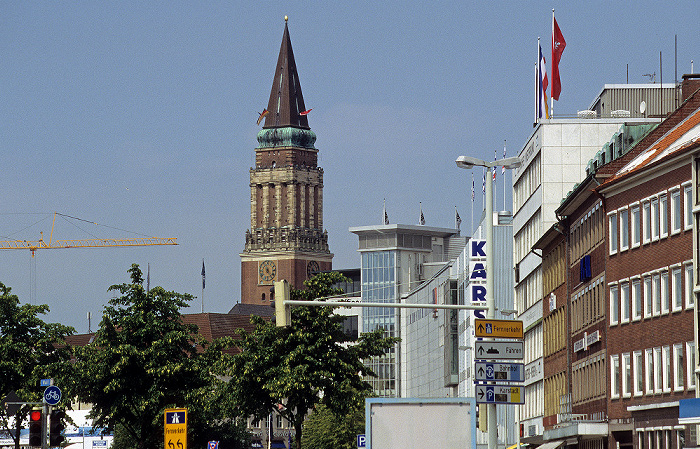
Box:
<box><xmin>257</xmin><ymin>126</ymin><xmax>316</xmax><ymax>149</ymax></box>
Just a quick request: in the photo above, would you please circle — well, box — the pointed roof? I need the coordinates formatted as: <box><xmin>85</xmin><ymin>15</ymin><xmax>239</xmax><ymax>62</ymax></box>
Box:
<box><xmin>263</xmin><ymin>19</ymin><xmax>310</xmax><ymax>130</ymax></box>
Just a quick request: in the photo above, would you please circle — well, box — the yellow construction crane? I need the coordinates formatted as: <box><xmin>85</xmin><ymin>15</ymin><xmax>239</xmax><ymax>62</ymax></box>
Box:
<box><xmin>0</xmin><ymin>212</ymin><xmax>177</xmax><ymax>255</ymax></box>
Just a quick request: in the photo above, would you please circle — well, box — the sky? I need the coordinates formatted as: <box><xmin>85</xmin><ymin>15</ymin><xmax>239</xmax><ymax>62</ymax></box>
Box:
<box><xmin>1</xmin><ymin>1</ymin><xmax>699</xmax><ymax>332</ymax></box>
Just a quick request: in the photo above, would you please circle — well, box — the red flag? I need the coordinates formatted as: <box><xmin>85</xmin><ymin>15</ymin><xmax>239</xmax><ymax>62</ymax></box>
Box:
<box><xmin>299</xmin><ymin>109</ymin><xmax>312</xmax><ymax>116</ymax></box>
<box><xmin>551</xmin><ymin>16</ymin><xmax>566</xmax><ymax>101</ymax></box>
<box><xmin>257</xmin><ymin>109</ymin><xmax>268</xmax><ymax>125</ymax></box>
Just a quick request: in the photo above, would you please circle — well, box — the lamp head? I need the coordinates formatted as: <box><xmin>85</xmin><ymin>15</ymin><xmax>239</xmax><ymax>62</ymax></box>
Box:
<box><xmin>455</xmin><ymin>155</ymin><xmax>482</xmax><ymax>169</ymax></box>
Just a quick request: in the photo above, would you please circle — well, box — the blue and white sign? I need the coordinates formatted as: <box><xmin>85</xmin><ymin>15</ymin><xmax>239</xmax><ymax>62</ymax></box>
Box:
<box><xmin>474</xmin><ymin>362</ymin><xmax>525</xmax><ymax>382</ymax></box>
<box><xmin>208</xmin><ymin>441</ymin><xmax>219</xmax><ymax>449</ymax></box>
<box><xmin>93</xmin><ymin>441</ymin><xmax>107</xmax><ymax>447</ymax></box>
<box><xmin>40</xmin><ymin>378</ymin><xmax>52</xmax><ymax>387</ymax></box>
<box><xmin>468</xmin><ymin>240</ymin><xmax>487</xmax><ymax>318</ymax></box>
<box><xmin>357</xmin><ymin>434</ymin><xmax>366</xmax><ymax>448</ymax></box>
<box><xmin>43</xmin><ymin>385</ymin><xmax>61</xmax><ymax>405</ymax></box>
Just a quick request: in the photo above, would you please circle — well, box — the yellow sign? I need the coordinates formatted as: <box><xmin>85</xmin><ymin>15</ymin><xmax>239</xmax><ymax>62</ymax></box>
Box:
<box><xmin>164</xmin><ymin>408</ymin><xmax>187</xmax><ymax>449</ymax></box>
<box><xmin>474</xmin><ymin>319</ymin><xmax>523</xmax><ymax>339</ymax></box>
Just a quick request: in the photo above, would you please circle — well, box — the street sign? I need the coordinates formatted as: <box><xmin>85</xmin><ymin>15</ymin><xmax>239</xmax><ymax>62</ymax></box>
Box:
<box><xmin>475</xmin><ymin>384</ymin><xmax>524</xmax><ymax>404</ymax></box>
<box><xmin>208</xmin><ymin>441</ymin><xmax>219</xmax><ymax>449</ymax></box>
<box><xmin>474</xmin><ymin>341</ymin><xmax>524</xmax><ymax>360</ymax></box>
<box><xmin>357</xmin><ymin>434</ymin><xmax>366</xmax><ymax>448</ymax></box>
<box><xmin>40</xmin><ymin>379</ymin><xmax>52</xmax><ymax>387</ymax></box>
<box><xmin>475</xmin><ymin>319</ymin><xmax>523</xmax><ymax>339</ymax></box>
<box><xmin>93</xmin><ymin>441</ymin><xmax>107</xmax><ymax>447</ymax></box>
<box><xmin>164</xmin><ymin>408</ymin><xmax>187</xmax><ymax>449</ymax></box>
<box><xmin>43</xmin><ymin>386</ymin><xmax>61</xmax><ymax>405</ymax></box>
<box><xmin>474</xmin><ymin>362</ymin><xmax>524</xmax><ymax>382</ymax></box>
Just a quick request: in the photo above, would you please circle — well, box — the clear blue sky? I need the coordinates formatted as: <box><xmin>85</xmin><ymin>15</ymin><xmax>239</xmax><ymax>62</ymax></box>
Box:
<box><xmin>2</xmin><ymin>1</ymin><xmax>698</xmax><ymax>331</ymax></box>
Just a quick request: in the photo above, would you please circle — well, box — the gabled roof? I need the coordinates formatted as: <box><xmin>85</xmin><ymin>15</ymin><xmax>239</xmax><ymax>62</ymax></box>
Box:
<box><xmin>263</xmin><ymin>19</ymin><xmax>310</xmax><ymax>130</ymax></box>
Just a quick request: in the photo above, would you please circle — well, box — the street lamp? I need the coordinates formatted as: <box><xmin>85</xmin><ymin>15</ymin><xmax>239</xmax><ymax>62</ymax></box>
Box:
<box><xmin>455</xmin><ymin>154</ymin><xmax>521</xmax><ymax>449</ymax></box>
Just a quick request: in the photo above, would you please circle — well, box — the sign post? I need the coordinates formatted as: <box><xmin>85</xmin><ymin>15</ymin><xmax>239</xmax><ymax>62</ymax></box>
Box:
<box><xmin>164</xmin><ymin>408</ymin><xmax>187</xmax><ymax>449</ymax></box>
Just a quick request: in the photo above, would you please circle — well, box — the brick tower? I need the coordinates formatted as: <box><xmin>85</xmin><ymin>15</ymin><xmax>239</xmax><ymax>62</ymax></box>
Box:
<box><xmin>240</xmin><ymin>18</ymin><xmax>333</xmax><ymax>305</ymax></box>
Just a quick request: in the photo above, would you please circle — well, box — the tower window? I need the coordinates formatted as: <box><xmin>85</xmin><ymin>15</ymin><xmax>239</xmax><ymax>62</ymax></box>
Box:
<box><xmin>262</xmin><ymin>293</ymin><xmax>266</xmax><ymax>301</ymax></box>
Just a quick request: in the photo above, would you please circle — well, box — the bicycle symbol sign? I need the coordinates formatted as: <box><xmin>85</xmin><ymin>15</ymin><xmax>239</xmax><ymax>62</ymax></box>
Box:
<box><xmin>44</xmin><ymin>386</ymin><xmax>62</xmax><ymax>405</ymax></box>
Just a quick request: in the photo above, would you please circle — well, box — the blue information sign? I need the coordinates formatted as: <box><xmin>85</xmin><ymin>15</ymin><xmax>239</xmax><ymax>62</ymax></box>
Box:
<box><xmin>44</xmin><ymin>385</ymin><xmax>61</xmax><ymax>405</ymax></box>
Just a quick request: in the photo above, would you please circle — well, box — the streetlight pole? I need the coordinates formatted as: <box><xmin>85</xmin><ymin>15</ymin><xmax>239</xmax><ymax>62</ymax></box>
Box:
<box><xmin>456</xmin><ymin>155</ymin><xmax>521</xmax><ymax>449</ymax></box>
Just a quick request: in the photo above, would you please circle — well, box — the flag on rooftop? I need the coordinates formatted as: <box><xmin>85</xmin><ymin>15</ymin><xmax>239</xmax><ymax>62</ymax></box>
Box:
<box><xmin>419</xmin><ymin>203</ymin><xmax>425</xmax><ymax>225</ymax></box>
<box><xmin>502</xmin><ymin>141</ymin><xmax>507</xmax><ymax>175</ymax></box>
<box><xmin>455</xmin><ymin>207</ymin><xmax>462</xmax><ymax>230</ymax></box>
<box><xmin>551</xmin><ymin>14</ymin><xmax>566</xmax><ymax>101</ymax></box>
<box><xmin>257</xmin><ymin>108</ymin><xmax>269</xmax><ymax>125</ymax></box>
<box><xmin>201</xmin><ymin>259</ymin><xmax>206</xmax><ymax>289</ymax></box>
<box><xmin>299</xmin><ymin>109</ymin><xmax>312</xmax><ymax>116</ymax></box>
<box><xmin>538</xmin><ymin>43</ymin><xmax>549</xmax><ymax>120</ymax></box>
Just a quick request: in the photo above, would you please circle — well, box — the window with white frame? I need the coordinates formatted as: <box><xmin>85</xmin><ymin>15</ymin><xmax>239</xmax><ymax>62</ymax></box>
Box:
<box><xmin>671</xmin><ymin>188</ymin><xmax>682</xmax><ymax>234</ymax></box>
<box><xmin>663</xmin><ymin>345</ymin><xmax>671</xmax><ymax>392</ymax></box>
<box><xmin>686</xmin><ymin>263</ymin><xmax>695</xmax><ymax>309</ymax></box>
<box><xmin>645</xmin><ymin>348</ymin><xmax>654</xmax><ymax>394</ymax></box>
<box><xmin>652</xmin><ymin>197</ymin><xmax>660</xmax><ymax>241</ymax></box>
<box><xmin>688</xmin><ymin>342</ymin><xmax>696</xmax><ymax>390</ymax></box>
<box><xmin>623</xmin><ymin>352</ymin><xmax>632</xmax><ymax>397</ymax></box>
<box><xmin>674</xmin><ymin>343</ymin><xmax>685</xmax><ymax>391</ymax></box>
<box><xmin>611</xmin><ymin>354</ymin><xmax>620</xmax><ymax>399</ymax></box>
<box><xmin>684</xmin><ymin>183</ymin><xmax>693</xmax><ymax>230</ymax></box>
<box><xmin>632</xmin><ymin>278</ymin><xmax>642</xmax><ymax>321</ymax></box>
<box><xmin>610</xmin><ymin>284</ymin><xmax>619</xmax><ymax>325</ymax></box>
<box><xmin>644</xmin><ymin>275</ymin><xmax>653</xmax><ymax>319</ymax></box>
<box><xmin>672</xmin><ymin>266</ymin><xmax>683</xmax><ymax>312</ymax></box>
<box><xmin>620</xmin><ymin>207</ymin><xmax>629</xmax><ymax>251</ymax></box>
<box><xmin>643</xmin><ymin>200</ymin><xmax>652</xmax><ymax>244</ymax></box>
<box><xmin>609</xmin><ymin>212</ymin><xmax>618</xmax><ymax>254</ymax></box>
<box><xmin>621</xmin><ymin>281</ymin><xmax>631</xmax><ymax>323</ymax></box>
<box><xmin>661</xmin><ymin>270</ymin><xmax>669</xmax><ymax>315</ymax></box>
<box><xmin>660</xmin><ymin>193</ymin><xmax>668</xmax><ymax>238</ymax></box>
<box><xmin>634</xmin><ymin>350</ymin><xmax>644</xmax><ymax>396</ymax></box>
<box><xmin>631</xmin><ymin>204</ymin><xmax>641</xmax><ymax>248</ymax></box>
<box><xmin>653</xmin><ymin>273</ymin><xmax>661</xmax><ymax>316</ymax></box>
<box><xmin>654</xmin><ymin>346</ymin><xmax>662</xmax><ymax>393</ymax></box>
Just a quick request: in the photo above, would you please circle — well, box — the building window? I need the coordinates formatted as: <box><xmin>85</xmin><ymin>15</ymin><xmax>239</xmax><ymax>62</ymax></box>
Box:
<box><xmin>645</xmin><ymin>348</ymin><xmax>654</xmax><ymax>394</ymax></box>
<box><xmin>623</xmin><ymin>352</ymin><xmax>632</xmax><ymax>398</ymax></box>
<box><xmin>632</xmin><ymin>278</ymin><xmax>642</xmax><ymax>321</ymax></box>
<box><xmin>621</xmin><ymin>281</ymin><xmax>631</xmax><ymax>324</ymax></box>
<box><xmin>631</xmin><ymin>204</ymin><xmax>641</xmax><ymax>248</ymax></box>
<box><xmin>634</xmin><ymin>350</ymin><xmax>644</xmax><ymax>396</ymax></box>
<box><xmin>654</xmin><ymin>347</ymin><xmax>662</xmax><ymax>393</ymax></box>
<box><xmin>661</xmin><ymin>270</ymin><xmax>669</xmax><ymax>315</ymax></box>
<box><xmin>609</xmin><ymin>212</ymin><xmax>618</xmax><ymax>254</ymax></box>
<box><xmin>653</xmin><ymin>273</ymin><xmax>661</xmax><ymax>316</ymax></box>
<box><xmin>620</xmin><ymin>207</ymin><xmax>629</xmax><ymax>251</ymax></box>
<box><xmin>643</xmin><ymin>200</ymin><xmax>652</xmax><ymax>244</ymax></box>
<box><xmin>684</xmin><ymin>183</ymin><xmax>693</xmax><ymax>230</ymax></box>
<box><xmin>688</xmin><ymin>342</ymin><xmax>696</xmax><ymax>390</ymax></box>
<box><xmin>686</xmin><ymin>263</ymin><xmax>695</xmax><ymax>309</ymax></box>
<box><xmin>663</xmin><ymin>345</ymin><xmax>671</xmax><ymax>392</ymax></box>
<box><xmin>652</xmin><ymin>197</ymin><xmax>660</xmax><ymax>241</ymax></box>
<box><xmin>672</xmin><ymin>188</ymin><xmax>682</xmax><ymax>234</ymax></box>
<box><xmin>644</xmin><ymin>276</ymin><xmax>653</xmax><ymax>319</ymax></box>
<box><xmin>674</xmin><ymin>343</ymin><xmax>685</xmax><ymax>391</ymax></box>
<box><xmin>611</xmin><ymin>354</ymin><xmax>620</xmax><ymax>399</ymax></box>
<box><xmin>660</xmin><ymin>193</ymin><xmax>669</xmax><ymax>238</ymax></box>
<box><xmin>672</xmin><ymin>266</ymin><xmax>683</xmax><ymax>312</ymax></box>
<box><xmin>610</xmin><ymin>284</ymin><xmax>619</xmax><ymax>326</ymax></box>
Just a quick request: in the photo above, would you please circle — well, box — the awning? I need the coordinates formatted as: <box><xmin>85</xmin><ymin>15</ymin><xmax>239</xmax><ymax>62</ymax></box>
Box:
<box><xmin>536</xmin><ymin>440</ymin><xmax>565</xmax><ymax>449</ymax></box>
<box><xmin>271</xmin><ymin>442</ymin><xmax>287</xmax><ymax>449</ymax></box>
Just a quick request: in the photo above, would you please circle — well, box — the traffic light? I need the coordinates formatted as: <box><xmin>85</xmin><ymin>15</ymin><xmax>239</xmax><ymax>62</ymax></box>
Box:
<box><xmin>272</xmin><ymin>280</ymin><xmax>291</xmax><ymax>327</ymax></box>
<box><xmin>50</xmin><ymin>409</ymin><xmax>66</xmax><ymax>446</ymax></box>
<box><xmin>28</xmin><ymin>408</ymin><xmax>42</xmax><ymax>447</ymax></box>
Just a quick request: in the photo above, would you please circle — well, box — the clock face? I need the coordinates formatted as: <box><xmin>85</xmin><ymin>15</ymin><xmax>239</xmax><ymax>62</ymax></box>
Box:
<box><xmin>307</xmin><ymin>260</ymin><xmax>320</xmax><ymax>278</ymax></box>
<box><xmin>259</xmin><ymin>260</ymin><xmax>277</xmax><ymax>282</ymax></box>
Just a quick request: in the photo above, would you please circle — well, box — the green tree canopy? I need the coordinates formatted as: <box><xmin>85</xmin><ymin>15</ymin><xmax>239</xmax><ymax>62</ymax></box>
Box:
<box><xmin>0</xmin><ymin>282</ymin><xmax>74</xmax><ymax>448</ymax></box>
<box><xmin>224</xmin><ymin>272</ymin><xmax>397</xmax><ymax>449</ymax></box>
<box><xmin>71</xmin><ymin>264</ymin><xmax>247</xmax><ymax>449</ymax></box>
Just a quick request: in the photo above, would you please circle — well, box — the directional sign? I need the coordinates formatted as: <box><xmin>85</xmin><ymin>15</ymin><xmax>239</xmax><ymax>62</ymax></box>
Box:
<box><xmin>43</xmin><ymin>385</ymin><xmax>62</xmax><ymax>405</ymax></box>
<box><xmin>164</xmin><ymin>408</ymin><xmax>187</xmax><ymax>449</ymax></box>
<box><xmin>475</xmin><ymin>384</ymin><xmax>524</xmax><ymax>404</ymax></box>
<box><xmin>475</xmin><ymin>319</ymin><xmax>523</xmax><ymax>339</ymax></box>
<box><xmin>474</xmin><ymin>341</ymin><xmax>524</xmax><ymax>360</ymax></box>
<box><xmin>474</xmin><ymin>362</ymin><xmax>524</xmax><ymax>382</ymax></box>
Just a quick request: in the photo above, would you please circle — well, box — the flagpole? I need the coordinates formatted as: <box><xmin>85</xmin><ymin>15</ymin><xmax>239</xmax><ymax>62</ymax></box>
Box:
<box><xmin>551</xmin><ymin>9</ymin><xmax>555</xmax><ymax>118</ymax></box>
<box><xmin>536</xmin><ymin>37</ymin><xmax>540</xmax><ymax>125</ymax></box>
<box><xmin>503</xmin><ymin>140</ymin><xmax>507</xmax><ymax>211</ymax></box>
<box><xmin>471</xmin><ymin>172</ymin><xmax>475</xmax><ymax>235</ymax></box>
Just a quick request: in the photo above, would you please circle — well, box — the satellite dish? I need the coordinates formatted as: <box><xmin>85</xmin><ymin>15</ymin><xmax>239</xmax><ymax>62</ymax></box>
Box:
<box><xmin>640</xmin><ymin>101</ymin><xmax>647</xmax><ymax>114</ymax></box>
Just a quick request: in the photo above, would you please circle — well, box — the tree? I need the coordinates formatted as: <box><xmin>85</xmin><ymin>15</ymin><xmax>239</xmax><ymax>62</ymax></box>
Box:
<box><xmin>0</xmin><ymin>282</ymin><xmax>74</xmax><ymax>449</ymax></box>
<box><xmin>224</xmin><ymin>272</ymin><xmax>398</xmax><ymax>449</ymax></box>
<box><xmin>71</xmin><ymin>264</ymin><xmax>245</xmax><ymax>449</ymax></box>
<box><xmin>301</xmin><ymin>397</ymin><xmax>366</xmax><ymax>449</ymax></box>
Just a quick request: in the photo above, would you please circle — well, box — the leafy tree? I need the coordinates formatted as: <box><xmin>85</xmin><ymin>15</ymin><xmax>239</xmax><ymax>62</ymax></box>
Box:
<box><xmin>301</xmin><ymin>398</ymin><xmax>366</xmax><ymax>449</ymax></box>
<box><xmin>225</xmin><ymin>272</ymin><xmax>398</xmax><ymax>449</ymax></box>
<box><xmin>71</xmin><ymin>264</ymin><xmax>246</xmax><ymax>449</ymax></box>
<box><xmin>0</xmin><ymin>282</ymin><xmax>74</xmax><ymax>449</ymax></box>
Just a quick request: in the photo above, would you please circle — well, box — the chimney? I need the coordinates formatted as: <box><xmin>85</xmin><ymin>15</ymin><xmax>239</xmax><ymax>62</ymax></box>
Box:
<box><xmin>681</xmin><ymin>74</ymin><xmax>700</xmax><ymax>102</ymax></box>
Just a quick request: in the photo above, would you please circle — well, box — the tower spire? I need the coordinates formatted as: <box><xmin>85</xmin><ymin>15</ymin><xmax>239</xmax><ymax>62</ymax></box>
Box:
<box><xmin>263</xmin><ymin>17</ymin><xmax>310</xmax><ymax>130</ymax></box>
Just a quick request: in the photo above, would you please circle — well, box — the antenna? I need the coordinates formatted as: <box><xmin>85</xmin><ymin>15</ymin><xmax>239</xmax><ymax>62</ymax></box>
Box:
<box><xmin>643</xmin><ymin>72</ymin><xmax>656</xmax><ymax>83</ymax></box>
